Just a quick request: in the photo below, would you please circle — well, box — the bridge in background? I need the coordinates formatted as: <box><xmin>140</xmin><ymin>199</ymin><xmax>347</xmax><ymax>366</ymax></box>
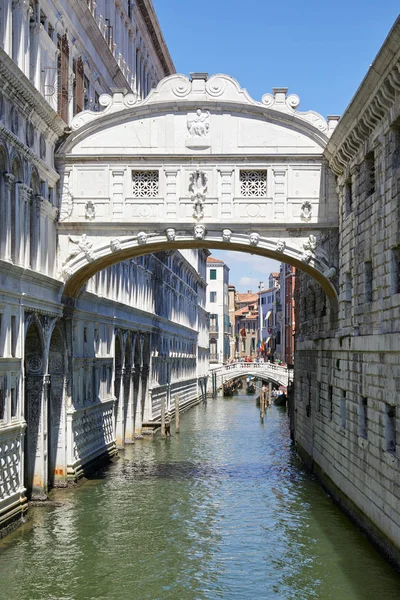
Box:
<box><xmin>209</xmin><ymin>362</ymin><xmax>290</xmax><ymax>395</ymax></box>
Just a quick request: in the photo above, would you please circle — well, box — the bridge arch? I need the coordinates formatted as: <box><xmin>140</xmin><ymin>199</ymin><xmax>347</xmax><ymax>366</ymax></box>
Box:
<box><xmin>56</xmin><ymin>73</ymin><xmax>339</xmax><ymax>315</ymax></box>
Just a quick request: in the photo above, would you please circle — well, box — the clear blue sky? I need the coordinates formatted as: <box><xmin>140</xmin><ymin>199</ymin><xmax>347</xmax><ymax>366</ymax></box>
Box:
<box><xmin>153</xmin><ymin>1</ymin><xmax>399</xmax><ymax>291</ymax></box>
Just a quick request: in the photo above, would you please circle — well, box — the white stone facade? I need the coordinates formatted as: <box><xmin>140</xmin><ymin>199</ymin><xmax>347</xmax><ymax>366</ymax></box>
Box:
<box><xmin>0</xmin><ymin>0</ymin><xmax>208</xmax><ymax>533</ymax></box>
<box><xmin>206</xmin><ymin>257</ymin><xmax>230</xmax><ymax>366</ymax></box>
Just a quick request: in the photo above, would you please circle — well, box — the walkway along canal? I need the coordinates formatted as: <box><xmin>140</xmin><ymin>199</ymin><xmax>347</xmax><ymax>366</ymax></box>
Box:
<box><xmin>0</xmin><ymin>392</ymin><xmax>400</xmax><ymax>600</ymax></box>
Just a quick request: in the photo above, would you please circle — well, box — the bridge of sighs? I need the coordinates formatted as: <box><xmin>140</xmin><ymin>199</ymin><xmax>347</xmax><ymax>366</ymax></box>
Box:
<box><xmin>56</xmin><ymin>72</ymin><xmax>340</xmax><ymax>315</ymax></box>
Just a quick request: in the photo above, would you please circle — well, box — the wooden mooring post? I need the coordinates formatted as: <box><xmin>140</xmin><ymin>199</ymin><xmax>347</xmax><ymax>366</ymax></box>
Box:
<box><xmin>175</xmin><ymin>395</ymin><xmax>180</xmax><ymax>433</ymax></box>
<box><xmin>268</xmin><ymin>382</ymin><xmax>272</xmax><ymax>407</ymax></box>
<box><xmin>161</xmin><ymin>396</ymin><xmax>166</xmax><ymax>438</ymax></box>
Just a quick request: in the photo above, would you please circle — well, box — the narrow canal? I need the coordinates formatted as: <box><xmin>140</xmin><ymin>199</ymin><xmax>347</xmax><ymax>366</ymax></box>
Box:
<box><xmin>1</xmin><ymin>392</ymin><xmax>400</xmax><ymax>600</ymax></box>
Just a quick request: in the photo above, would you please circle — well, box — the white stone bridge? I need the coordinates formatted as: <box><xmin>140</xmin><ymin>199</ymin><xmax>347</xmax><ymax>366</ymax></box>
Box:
<box><xmin>211</xmin><ymin>361</ymin><xmax>290</xmax><ymax>390</ymax></box>
<box><xmin>56</xmin><ymin>72</ymin><xmax>340</xmax><ymax>316</ymax></box>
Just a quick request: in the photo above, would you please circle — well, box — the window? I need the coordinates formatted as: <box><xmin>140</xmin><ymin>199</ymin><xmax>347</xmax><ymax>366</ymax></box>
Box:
<box><xmin>391</xmin><ymin>247</ymin><xmax>400</xmax><ymax>294</ymax></box>
<box><xmin>210</xmin><ymin>291</ymin><xmax>217</xmax><ymax>303</ymax></box>
<box><xmin>364</xmin><ymin>261</ymin><xmax>372</xmax><ymax>303</ymax></box>
<box><xmin>340</xmin><ymin>390</ymin><xmax>346</xmax><ymax>428</ymax></box>
<box><xmin>365</xmin><ymin>151</ymin><xmax>375</xmax><ymax>197</ymax></box>
<box><xmin>344</xmin><ymin>272</ymin><xmax>352</xmax><ymax>302</ymax></box>
<box><xmin>261</xmin><ymin>297</ymin><xmax>266</xmax><ymax>305</ymax></box>
<box><xmin>385</xmin><ymin>404</ymin><xmax>396</xmax><ymax>454</ymax></box>
<box><xmin>57</xmin><ymin>34</ymin><xmax>69</xmax><ymax>122</ymax></box>
<box><xmin>240</xmin><ymin>170</ymin><xmax>267</xmax><ymax>197</ymax></box>
<box><xmin>132</xmin><ymin>171</ymin><xmax>159</xmax><ymax>198</ymax></box>
<box><xmin>73</xmin><ymin>57</ymin><xmax>84</xmax><ymax>115</ymax></box>
<box><xmin>328</xmin><ymin>385</ymin><xmax>333</xmax><ymax>420</ymax></box>
<box><xmin>11</xmin><ymin>316</ymin><xmax>17</xmax><ymax>357</ymax></box>
<box><xmin>345</xmin><ymin>178</ymin><xmax>353</xmax><ymax>216</ymax></box>
<box><xmin>209</xmin><ymin>314</ymin><xmax>218</xmax><ymax>331</ymax></box>
<box><xmin>359</xmin><ymin>397</ymin><xmax>368</xmax><ymax>439</ymax></box>
<box><xmin>210</xmin><ymin>269</ymin><xmax>217</xmax><ymax>280</ymax></box>
<box><xmin>11</xmin><ymin>380</ymin><xmax>18</xmax><ymax>418</ymax></box>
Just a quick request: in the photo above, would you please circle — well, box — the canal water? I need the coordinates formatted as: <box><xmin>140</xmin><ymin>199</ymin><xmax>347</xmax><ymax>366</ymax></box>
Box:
<box><xmin>1</xmin><ymin>392</ymin><xmax>400</xmax><ymax>600</ymax></box>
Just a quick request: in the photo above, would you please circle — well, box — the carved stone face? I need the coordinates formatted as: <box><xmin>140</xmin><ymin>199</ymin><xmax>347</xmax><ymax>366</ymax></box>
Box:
<box><xmin>249</xmin><ymin>232</ymin><xmax>260</xmax><ymax>246</ymax></box>
<box><xmin>110</xmin><ymin>238</ymin><xmax>121</xmax><ymax>252</ymax></box>
<box><xmin>166</xmin><ymin>228</ymin><xmax>176</xmax><ymax>241</ymax></box>
<box><xmin>276</xmin><ymin>239</ymin><xmax>285</xmax><ymax>252</ymax></box>
<box><xmin>222</xmin><ymin>229</ymin><xmax>232</xmax><ymax>242</ymax></box>
<box><xmin>194</xmin><ymin>224</ymin><xmax>206</xmax><ymax>240</ymax></box>
<box><xmin>137</xmin><ymin>231</ymin><xmax>148</xmax><ymax>245</ymax></box>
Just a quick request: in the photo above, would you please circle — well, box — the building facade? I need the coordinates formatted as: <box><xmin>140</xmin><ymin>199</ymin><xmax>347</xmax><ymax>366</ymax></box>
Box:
<box><xmin>206</xmin><ymin>256</ymin><xmax>230</xmax><ymax>366</ymax></box>
<box><xmin>0</xmin><ymin>0</ymin><xmax>208</xmax><ymax>533</ymax></box>
<box><xmin>294</xmin><ymin>17</ymin><xmax>400</xmax><ymax>565</ymax></box>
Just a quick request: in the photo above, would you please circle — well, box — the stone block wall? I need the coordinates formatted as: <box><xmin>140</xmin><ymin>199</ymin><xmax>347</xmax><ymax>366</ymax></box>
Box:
<box><xmin>294</xmin><ymin>23</ymin><xmax>400</xmax><ymax>564</ymax></box>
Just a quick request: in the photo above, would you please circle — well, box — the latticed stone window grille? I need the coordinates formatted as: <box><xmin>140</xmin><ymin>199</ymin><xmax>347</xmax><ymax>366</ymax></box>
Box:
<box><xmin>132</xmin><ymin>171</ymin><xmax>159</xmax><ymax>198</ymax></box>
<box><xmin>240</xmin><ymin>170</ymin><xmax>267</xmax><ymax>197</ymax></box>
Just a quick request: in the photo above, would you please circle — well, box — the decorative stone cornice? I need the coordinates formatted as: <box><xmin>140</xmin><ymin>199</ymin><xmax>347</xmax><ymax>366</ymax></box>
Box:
<box><xmin>0</xmin><ymin>48</ymin><xmax>65</xmax><ymax>137</ymax></box>
<box><xmin>325</xmin><ymin>18</ymin><xmax>400</xmax><ymax>175</ymax></box>
<box><xmin>135</xmin><ymin>0</ymin><xmax>175</xmax><ymax>76</ymax></box>
<box><xmin>67</xmin><ymin>75</ymin><xmax>331</xmax><ymax>150</ymax></box>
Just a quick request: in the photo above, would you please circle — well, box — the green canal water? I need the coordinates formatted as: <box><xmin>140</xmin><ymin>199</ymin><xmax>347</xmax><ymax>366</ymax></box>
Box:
<box><xmin>1</xmin><ymin>393</ymin><xmax>400</xmax><ymax>600</ymax></box>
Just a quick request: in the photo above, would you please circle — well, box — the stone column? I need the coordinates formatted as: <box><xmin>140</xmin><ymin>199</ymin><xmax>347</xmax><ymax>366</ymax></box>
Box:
<box><xmin>18</xmin><ymin>184</ymin><xmax>32</xmax><ymax>268</ymax></box>
<box><xmin>218</xmin><ymin>169</ymin><xmax>234</xmax><ymax>219</ymax></box>
<box><xmin>124</xmin><ymin>332</ymin><xmax>136</xmax><ymax>443</ymax></box>
<box><xmin>111</xmin><ymin>169</ymin><xmax>126</xmax><ymax>219</ymax></box>
<box><xmin>131</xmin><ymin>32</ymin><xmax>137</xmax><ymax>92</ymax></box>
<box><xmin>3</xmin><ymin>174</ymin><xmax>13</xmax><ymax>261</ymax></box>
<box><xmin>273</xmin><ymin>169</ymin><xmax>287</xmax><ymax>220</ymax></box>
<box><xmin>30</xmin><ymin>21</ymin><xmax>42</xmax><ymax>90</ymax></box>
<box><xmin>3</xmin><ymin>0</ymin><xmax>13</xmax><ymax>56</ymax></box>
<box><xmin>134</xmin><ymin>333</ymin><xmax>145</xmax><ymax>434</ymax></box>
<box><xmin>164</xmin><ymin>168</ymin><xmax>178</xmax><ymax>221</ymax></box>
<box><xmin>115</xmin><ymin>366</ymin><xmax>126</xmax><ymax>448</ymax></box>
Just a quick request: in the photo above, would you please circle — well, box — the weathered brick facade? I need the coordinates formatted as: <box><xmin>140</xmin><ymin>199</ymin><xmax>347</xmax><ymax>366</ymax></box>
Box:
<box><xmin>294</xmin><ymin>17</ymin><xmax>400</xmax><ymax>565</ymax></box>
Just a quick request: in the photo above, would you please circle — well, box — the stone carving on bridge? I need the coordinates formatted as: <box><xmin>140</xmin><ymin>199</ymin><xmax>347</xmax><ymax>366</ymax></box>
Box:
<box><xmin>249</xmin><ymin>232</ymin><xmax>260</xmax><ymax>246</ymax></box>
<box><xmin>165</xmin><ymin>228</ymin><xmax>176</xmax><ymax>241</ymax></box>
<box><xmin>276</xmin><ymin>239</ymin><xmax>286</xmax><ymax>253</ymax></box>
<box><xmin>137</xmin><ymin>232</ymin><xmax>148</xmax><ymax>245</ymax></box>
<box><xmin>189</xmin><ymin>170</ymin><xmax>208</xmax><ymax>220</ymax></box>
<box><xmin>222</xmin><ymin>229</ymin><xmax>232</xmax><ymax>242</ymax></box>
<box><xmin>301</xmin><ymin>234</ymin><xmax>317</xmax><ymax>264</ymax></box>
<box><xmin>300</xmin><ymin>201</ymin><xmax>312</xmax><ymax>221</ymax></box>
<box><xmin>85</xmin><ymin>201</ymin><xmax>96</xmax><ymax>221</ymax></box>
<box><xmin>64</xmin><ymin>234</ymin><xmax>95</xmax><ymax>264</ymax></box>
<box><xmin>110</xmin><ymin>239</ymin><xmax>122</xmax><ymax>252</ymax></box>
<box><xmin>194</xmin><ymin>224</ymin><xmax>206</xmax><ymax>240</ymax></box>
<box><xmin>187</xmin><ymin>109</ymin><xmax>210</xmax><ymax>137</ymax></box>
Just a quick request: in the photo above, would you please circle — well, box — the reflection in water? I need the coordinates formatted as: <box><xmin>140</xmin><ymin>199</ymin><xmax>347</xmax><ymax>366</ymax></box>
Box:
<box><xmin>1</xmin><ymin>394</ymin><xmax>400</xmax><ymax>599</ymax></box>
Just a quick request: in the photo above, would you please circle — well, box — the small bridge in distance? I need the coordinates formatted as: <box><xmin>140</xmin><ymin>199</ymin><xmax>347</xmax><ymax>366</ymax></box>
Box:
<box><xmin>209</xmin><ymin>362</ymin><xmax>290</xmax><ymax>395</ymax></box>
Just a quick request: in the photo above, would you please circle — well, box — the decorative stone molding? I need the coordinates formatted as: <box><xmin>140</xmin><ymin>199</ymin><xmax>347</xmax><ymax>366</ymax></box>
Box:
<box><xmin>275</xmin><ymin>239</ymin><xmax>286</xmax><ymax>252</ymax></box>
<box><xmin>68</xmin><ymin>74</ymin><xmax>329</xmax><ymax>142</ymax></box>
<box><xmin>326</xmin><ymin>58</ymin><xmax>400</xmax><ymax>175</ymax></box>
<box><xmin>84</xmin><ymin>201</ymin><xmax>96</xmax><ymax>220</ymax></box>
<box><xmin>110</xmin><ymin>238</ymin><xmax>122</xmax><ymax>252</ymax></box>
<box><xmin>249</xmin><ymin>232</ymin><xmax>260</xmax><ymax>246</ymax></box>
<box><xmin>300</xmin><ymin>201</ymin><xmax>312</xmax><ymax>221</ymax></box>
<box><xmin>189</xmin><ymin>170</ymin><xmax>207</xmax><ymax>220</ymax></box>
<box><xmin>64</xmin><ymin>234</ymin><xmax>95</xmax><ymax>264</ymax></box>
<box><xmin>193</xmin><ymin>224</ymin><xmax>206</xmax><ymax>240</ymax></box>
<box><xmin>165</xmin><ymin>228</ymin><xmax>176</xmax><ymax>241</ymax></box>
<box><xmin>301</xmin><ymin>234</ymin><xmax>317</xmax><ymax>263</ymax></box>
<box><xmin>137</xmin><ymin>231</ymin><xmax>148</xmax><ymax>245</ymax></box>
<box><xmin>222</xmin><ymin>229</ymin><xmax>232</xmax><ymax>242</ymax></box>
